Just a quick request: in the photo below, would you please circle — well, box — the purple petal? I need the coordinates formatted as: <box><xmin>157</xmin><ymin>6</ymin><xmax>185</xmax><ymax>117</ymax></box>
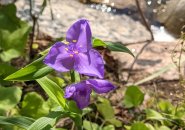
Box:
<box><xmin>66</xmin><ymin>19</ymin><xmax>92</xmax><ymax>52</ymax></box>
<box><xmin>86</xmin><ymin>79</ymin><xmax>115</xmax><ymax>94</ymax></box>
<box><xmin>74</xmin><ymin>49</ymin><xmax>104</xmax><ymax>78</ymax></box>
<box><xmin>64</xmin><ymin>85</ymin><xmax>76</xmax><ymax>98</ymax></box>
<box><xmin>44</xmin><ymin>42</ymin><xmax>74</xmax><ymax>72</ymax></box>
<box><xmin>64</xmin><ymin>82</ymin><xmax>92</xmax><ymax>109</ymax></box>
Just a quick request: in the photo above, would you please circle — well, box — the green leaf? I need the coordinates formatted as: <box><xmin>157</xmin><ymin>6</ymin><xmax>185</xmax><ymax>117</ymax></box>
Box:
<box><xmin>103</xmin><ymin>125</ymin><xmax>115</xmax><ymax>130</ymax></box>
<box><xmin>68</xmin><ymin>101</ymin><xmax>82</xmax><ymax>114</ymax></box>
<box><xmin>20</xmin><ymin>92</ymin><xmax>49</xmax><ymax>119</ymax></box>
<box><xmin>157</xmin><ymin>126</ymin><xmax>170</xmax><ymax>130</ymax></box>
<box><xmin>123</xmin><ymin>86</ymin><xmax>144</xmax><ymax>108</ymax></box>
<box><xmin>145</xmin><ymin>109</ymin><xmax>166</xmax><ymax>120</ymax></box>
<box><xmin>0</xmin><ymin>4</ymin><xmax>31</xmax><ymax>61</ymax></box>
<box><xmin>96</xmin><ymin>98</ymin><xmax>115</xmax><ymax>119</ymax></box>
<box><xmin>5</xmin><ymin>56</ymin><xmax>53</xmax><ymax>81</ymax></box>
<box><xmin>51</xmin><ymin>128</ymin><xmax>67</xmax><ymax>130</ymax></box>
<box><xmin>0</xmin><ymin>49</ymin><xmax>21</xmax><ymax>62</ymax></box>
<box><xmin>28</xmin><ymin>111</ymin><xmax>63</xmax><ymax>130</ymax></box>
<box><xmin>105</xmin><ymin>42</ymin><xmax>134</xmax><ymax>57</ymax></box>
<box><xmin>0</xmin><ymin>116</ymin><xmax>34</xmax><ymax>129</ymax></box>
<box><xmin>92</xmin><ymin>38</ymin><xmax>134</xmax><ymax>57</ymax></box>
<box><xmin>96</xmin><ymin>98</ymin><xmax>122</xmax><ymax>127</ymax></box>
<box><xmin>0</xmin><ymin>116</ymin><xmax>35</xmax><ymax>129</ymax></box>
<box><xmin>65</xmin><ymin>111</ymin><xmax>82</xmax><ymax>129</ymax></box>
<box><xmin>24</xmin><ymin>82</ymin><xmax>82</xmax><ymax>130</ymax></box>
<box><xmin>0</xmin><ymin>63</ymin><xmax>16</xmax><ymax>86</ymax></box>
<box><xmin>158</xmin><ymin>100</ymin><xmax>174</xmax><ymax>114</ymax></box>
<box><xmin>145</xmin><ymin>123</ymin><xmax>155</xmax><ymax>130</ymax></box>
<box><xmin>83</xmin><ymin>120</ymin><xmax>100</xmax><ymax>130</ymax></box>
<box><xmin>131</xmin><ymin>122</ymin><xmax>149</xmax><ymax>130</ymax></box>
<box><xmin>0</xmin><ymin>4</ymin><xmax>20</xmax><ymax>31</ymax></box>
<box><xmin>0</xmin><ymin>87</ymin><xmax>22</xmax><ymax>114</ymax></box>
<box><xmin>106</xmin><ymin>118</ymin><xmax>122</xmax><ymax>127</ymax></box>
<box><xmin>82</xmin><ymin>107</ymin><xmax>93</xmax><ymax>116</ymax></box>
<box><xmin>36</xmin><ymin>76</ymin><xmax>66</xmax><ymax>109</ymax></box>
<box><xmin>93</xmin><ymin>38</ymin><xmax>106</xmax><ymax>47</ymax></box>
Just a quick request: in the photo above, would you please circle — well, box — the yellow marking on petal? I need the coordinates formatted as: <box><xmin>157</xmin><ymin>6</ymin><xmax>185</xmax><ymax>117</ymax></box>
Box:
<box><xmin>72</xmin><ymin>40</ymin><xmax>77</xmax><ymax>42</ymax></box>
<box><xmin>65</xmin><ymin>48</ymin><xmax>68</xmax><ymax>51</ymax></box>
<box><xmin>74</xmin><ymin>51</ymin><xmax>79</xmax><ymax>54</ymax></box>
<box><xmin>63</xmin><ymin>40</ymin><xmax>69</xmax><ymax>44</ymax></box>
<box><xmin>70</xmin><ymin>54</ymin><xmax>73</xmax><ymax>57</ymax></box>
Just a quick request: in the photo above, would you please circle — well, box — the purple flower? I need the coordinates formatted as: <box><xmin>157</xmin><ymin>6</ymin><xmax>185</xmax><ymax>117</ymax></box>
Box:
<box><xmin>64</xmin><ymin>79</ymin><xmax>115</xmax><ymax>109</ymax></box>
<box><xmin>44</xmin><ymin>19</ymin><xmax>104</xmax><ymax>78</ymax></box>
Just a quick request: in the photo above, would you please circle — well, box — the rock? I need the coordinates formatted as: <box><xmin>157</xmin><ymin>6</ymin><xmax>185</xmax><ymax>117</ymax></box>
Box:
<box><xmin>111</xmin><ymin>41</ymin><xmax>182</xmax><ymax>81</ymax></box>
<box><xmin>15</xmin><ymin>0</ymin><xmax>151</xmax><ymax>43</ymax></box>
<box><xmin>157</xmin><ymin>0</ymin><xmax>185</xmax><ymax>37</ymax></box>
<box><xmin>79</xmin><ymin>0</ymin><xmax>146</xmax><ymax>10</ymax></box>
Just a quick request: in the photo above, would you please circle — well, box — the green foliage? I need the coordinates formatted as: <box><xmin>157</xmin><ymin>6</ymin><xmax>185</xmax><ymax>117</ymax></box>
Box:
<box><xmin>157</xmin><ymin>126</ymin><xmax>170</xmax><ymax>130</ymax></box>
<box><xmin>1</xmin><ymin>4</ymin><xmax>183</xmax><ymax>129</ymax></box>
<box><xmin>0</xmin><ymin>63</ymin><xmax>16</xmax><ymax>86</ymax></box>
<box><xmin>130</xmin><ymin>122</ymin><xmax>149</xmax><ymax>130</ymax></box>
<box><xmin>103</xmin><ymin>125</ymin><xmax>115</xmax><ymax>130</ymax></box>
<box><xmin>0</xmin><ymin>4</ymin><xmax>30</xmax><ymax>62</ymax></box>
<box><xmin>36</xmin><ymin>76</ymin><xmax>83</xmax><ymax>129</ymax></box>
<box><xmin>83</xmin><ymin>120</ymin><xmax>100</xmax><ymax>130</ymax></box>
<box><xmin>96</xmin><ymin>98</ymin><xmax>114</xmax><ymax>119</ymax></box>
<box><xmin>146</xmin><ymin>109</ymin><xmax>165</xmax><ymax>120</ymax></box>
<box><xmin>83</xmin><ymin>120</ymin><xmax>115</xmax><ymax>130</ymax></box>
<box><xmin>0</xmin><ymin>116</ymin><xmax>35</xmax><ymax>129</ymax></box>
<box><xmin>145</xmin><ymin>101</ymin><xmax>185</xmax><ymax>128</ymax></box>
<box><xmin>123</xmin><ymin>86</ymin><xmax>144</xmax><ymax>108</ymax></box>
<box><xmin>96</xmin><ymin>97</ymin><xmax>122</xmax><ymax>127</ymax></box>
<box><xmin>28</xmin><ymin>111</ymin><xmax>63</xmax><ymax>130</ymax></box>
<box><xmin>93</xmin><ymin>38</ymin><xmax>134</xmax><ymax>57</ymax></box>
<box><xmin>36</xmin><ymin>76</ymin><xmax>66</xmax><ymax>109</ymax></box>
<box><xmin>20</xmin><ymin>92</ymin><xmax>50</xmax><ymax>119</ymax></box>
<box><xmin>158</xmin><ymin>100</ymin><xmax>174</xmax><ymax>114</ymax></box>
<box><xmin>92</xmin><ymin>38</ymin><xmax>107</xmax><ymax>47</ymax></box>
<box><xmin>0</xmin><ymin>87</ymin><xmax>22</xmax><ymax>115</ymax></box>
<box><xmin>5</xmin><ymin>56</ymin><xmax>53</xmax><ymax>81</ymax></box>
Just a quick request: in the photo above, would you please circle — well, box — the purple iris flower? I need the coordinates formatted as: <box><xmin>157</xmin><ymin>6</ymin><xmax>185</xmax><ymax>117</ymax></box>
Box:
<box><xmin>44</xmin><ymin>19</ymin><xmax>104</xmax><ymax>78</ymax></box>
<box><xmin>64</xmin><ymin>79</ymin><xmax>115</xmax><ymax>109</ymax></box>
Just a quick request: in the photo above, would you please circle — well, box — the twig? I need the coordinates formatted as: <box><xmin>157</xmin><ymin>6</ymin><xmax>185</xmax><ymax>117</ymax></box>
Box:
<box><xmin>135</xmin><ymin>0</ymin><xmax>154</xmax><ymax>40</ymax></box>
<box><xmin>126</xmin><ymin>0</ymin><xmax>154</xmax><ymax>82</ymax></box>
<box><xmin>126</xmin><ymin>41</ymin><xmax>152</xmax><ymax>82</ymax></box>
<box><xmin>29</xmin><ymin>0</ymin><xmax>37</xmax><ymax>60</ymax></box>
<box><xmin>48</xmin><ymin>0</ymin><xmax>54</xmax><ymax>20</ymax></box>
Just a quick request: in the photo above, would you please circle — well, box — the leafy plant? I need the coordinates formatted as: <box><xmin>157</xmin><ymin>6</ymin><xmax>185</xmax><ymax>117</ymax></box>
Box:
<box><xmin>0</xmin><ymin>4</ymin><xmax>30</xmax><ymax>62</ymax></box>
<box><xmin>0</xmin><ymin>87</ymin><xmax>22</xmax><ymax>115</ymax></box>
<box><xmin>123</xmin><ymin>86</ymin><xmax>144</xmax><ymax>108</ymax></box>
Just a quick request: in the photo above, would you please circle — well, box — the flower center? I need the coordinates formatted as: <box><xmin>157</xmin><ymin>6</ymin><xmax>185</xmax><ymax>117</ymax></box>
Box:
<box><xmin>72</xmin><ymin>40</ymin><xmax>77</xmax><ymax>42</ymax></box>
<box><xmin>74</xmin><ymin>50</ymin><xmax>79</xmax><ymax>54</ymax></box>
<box><xmin>65</xmin><ymin>44</ymin><xmax>79</xmax><ymax>57</ymax></box>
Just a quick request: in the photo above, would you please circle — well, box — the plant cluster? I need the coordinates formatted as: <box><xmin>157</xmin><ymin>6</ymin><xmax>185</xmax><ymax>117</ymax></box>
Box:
<box><xmin>0</xmin><ymin>2</ymin><xmax>185</xmax><ymax>130</ymax></box>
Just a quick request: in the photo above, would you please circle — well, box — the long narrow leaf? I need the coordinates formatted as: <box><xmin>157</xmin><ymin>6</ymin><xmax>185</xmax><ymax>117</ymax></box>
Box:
<box><xmin>36</xmin><ymin>76</ymin><xmax>66</xmax><ymax>109</ymax></box>
<box><xmin>105</xmin><ymin>42</ymin><xmax>134</xmax><ymax>57</ymax></box>
<box><xmin>0</xmin><ymin>116</ymin><xmax>35</xmax><ymax>129</ymax></box>
<box><xmin>28</xmin><ymin>111</ymin><xmax>63</xmax><ymax>130</ymax></box>
<box><xmin>5</xmin><ymin>56</ymin><xmax>53</xmax><ymax>81</ymax></box>
<box><xmin>92</xmin><ymin>38</ymin><xmax>134</xmax><ymax>57</ymax></box>
<box><xmin>134</xmin><ymin>64</ymin><xmax>175</xmax><ymax>85</ymax></box>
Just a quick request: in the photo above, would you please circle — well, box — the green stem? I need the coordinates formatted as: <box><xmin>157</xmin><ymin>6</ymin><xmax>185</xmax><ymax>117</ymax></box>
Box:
<box><xmin>70</xmin><ymin>70</ymin><xmax>75</xmax><ymax>83</ymax></box>
<box><xmin>70</xmin><ymin>70</ymin><xmax>80</xmax><ymax>83</ymax></box>
<box><xmin>70</xmin><ymin>70</ymin><xmax>82</xmax><ymax>130</ymax></box>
